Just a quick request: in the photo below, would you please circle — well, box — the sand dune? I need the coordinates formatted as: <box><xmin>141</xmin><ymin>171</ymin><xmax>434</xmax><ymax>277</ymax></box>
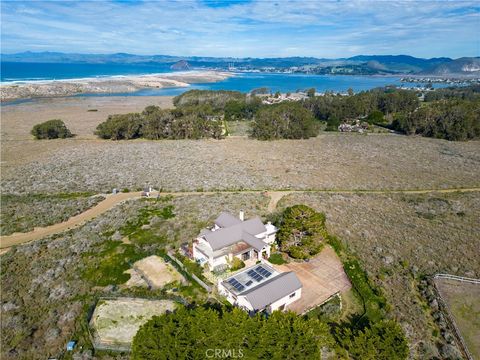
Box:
<box><xmin>0</xmin><ymin>71</ymin><xmax>232</xmax><ymax>101</ymax></box>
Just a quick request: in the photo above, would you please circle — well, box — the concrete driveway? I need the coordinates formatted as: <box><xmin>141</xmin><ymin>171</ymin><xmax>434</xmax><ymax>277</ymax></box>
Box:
<box><xmin>272</xmin><ymin>245</ymin><xmax>351</xmax><ymax>314</ymax></box>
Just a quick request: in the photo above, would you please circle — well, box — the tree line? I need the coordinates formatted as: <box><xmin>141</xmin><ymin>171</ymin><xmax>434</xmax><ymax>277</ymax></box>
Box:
<box><xmin>391</xmin><ymin>98</ymin><xmax>480</xmax><ymax>141</ymax></box>
<box><xmin>78</xmin><ymin>85</ymin><xmax>478</xmax><ymax>141</ymax></box>
<box><xmin>95</xmin><ymin>105</ymin><xmax>224</xmax><ymax>140</ymax></box>
<box><xmin>131</xmin><ymin>305</ymin><xmax>408</xmax><ymax>360</ymax></box>
<box><xmin>173</xmin><ymin>86</ymin><xmax>479</xmax><ymax>141</ymax></box>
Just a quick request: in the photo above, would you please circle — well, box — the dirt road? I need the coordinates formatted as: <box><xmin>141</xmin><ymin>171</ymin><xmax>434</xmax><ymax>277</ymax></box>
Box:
<box><xmin>1</xmin><ymin>187</ymin><xmax>479</xmax><ymax>250</ymax></box>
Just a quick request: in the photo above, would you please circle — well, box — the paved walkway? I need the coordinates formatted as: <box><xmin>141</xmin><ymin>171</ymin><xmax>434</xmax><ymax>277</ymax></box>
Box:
<box><xmin>1</xmin><ymin>187</ymin><xmax>479</xmax><ymax>250</ymax></box>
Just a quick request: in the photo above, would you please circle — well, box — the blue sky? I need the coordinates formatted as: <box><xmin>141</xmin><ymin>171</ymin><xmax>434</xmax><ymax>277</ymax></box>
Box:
<box><xmin>1</xmin><ymin>0</ymin><xmax>479</xmax><ymax>58</ymax></box>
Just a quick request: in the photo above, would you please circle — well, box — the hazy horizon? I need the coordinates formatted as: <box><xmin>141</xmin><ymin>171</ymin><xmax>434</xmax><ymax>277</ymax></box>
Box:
<box><xmin>1</xmin><ymin>50</ymin><xmax>476</xmax><ymax>60</ymax></box>
<box><xmin>1</xmin><ymin>0</ymin><xmax>479</xmax><ymax>59</ymax></box>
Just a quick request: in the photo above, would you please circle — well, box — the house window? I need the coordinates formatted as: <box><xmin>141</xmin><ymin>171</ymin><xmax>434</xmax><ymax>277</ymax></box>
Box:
<box><xmin>242</xmin><ymin>252</ymin><xmax>250</xmax><ymax>261</ymax></box>
<box><xmin>289</xmin><ymin>292</ymin><xmax>296</xmax><ymax>298</ymax></box>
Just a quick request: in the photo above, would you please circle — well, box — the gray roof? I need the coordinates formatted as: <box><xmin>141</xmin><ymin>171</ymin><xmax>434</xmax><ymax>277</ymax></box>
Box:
<box><xmin>204</xmin><ymin>224</ymin><xmax>265</xmax><ymax>251</ymax></box>
<box><xmin>215</xmin><ymin>212</ymin><xmax>242</xmax><ymax>228</ymax></box>
<box><xmin>203</xmin><ymin>214</ymin><xmax>267</xmax><ymax>251</ymax></box>
<box><xmin>243</xmin><ymin>272</ymin><xmax>302</xmax><ymax>311</ymax></box>
<box><xmin>240</xmin><ymin>217</ymin><xmax>267</xmax><ymax>235</ymax></box>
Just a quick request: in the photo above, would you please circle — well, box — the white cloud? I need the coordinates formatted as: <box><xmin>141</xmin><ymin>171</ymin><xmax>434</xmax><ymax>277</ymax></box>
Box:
<box><xmin>1</xmin><ymin>0</ymin><xmax>478</xmax><ymax>57</ymax></box>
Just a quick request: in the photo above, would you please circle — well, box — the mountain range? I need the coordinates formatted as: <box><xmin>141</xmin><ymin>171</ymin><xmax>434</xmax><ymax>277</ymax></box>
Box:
<box><xmin>2</xmin><ymin>52</ymin><xmax>479</xmax><ymax>76</ymax></box>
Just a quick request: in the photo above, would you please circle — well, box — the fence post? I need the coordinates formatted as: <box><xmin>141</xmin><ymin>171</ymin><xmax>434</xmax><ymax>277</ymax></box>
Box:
<box><xmin>166</xmin><ymin>251</ymin><xmax>212</xmax><ymax>292</ymax></box>
<box><xmin>432</xmin><ymin>273</ymin><xmax>478</xmax><ymax>360</ymax></box>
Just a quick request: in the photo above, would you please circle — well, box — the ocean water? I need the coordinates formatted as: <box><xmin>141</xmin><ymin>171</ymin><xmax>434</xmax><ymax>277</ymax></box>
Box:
<box><xmin>1</xmin><ymin>61</ymin><xmax>174</xmax><ymax>82</ymax></box>
<box><xmin>116</xmin><ymin>72</ymin><xmax>413</xmax><ymax>96</ymax></box>
<box><xmin>1</xmin><ymin>61</ymin><xmax>440</xmax><ymax>99</ymax></box>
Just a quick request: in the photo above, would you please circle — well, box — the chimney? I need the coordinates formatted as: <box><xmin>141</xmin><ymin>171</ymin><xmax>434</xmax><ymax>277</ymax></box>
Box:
<box><xmin>239</xmin><ymin>210</ymin><xmax>244</xmax><ymax>221</ymax></box>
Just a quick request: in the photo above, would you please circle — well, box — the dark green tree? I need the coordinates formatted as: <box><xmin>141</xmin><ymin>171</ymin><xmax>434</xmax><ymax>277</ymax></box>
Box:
<box><xmin>95</xmin><ymin>113</ymin><xmax>143</xmax><ymax>140</ymax></box>
<box><xmin>31</xmin><ymin>119</ymin><xmax>73</xmax><ymax>139</ymax></box>
<box><xmin>335</xmin><ymin>320</ymin><xmax>409</xmax><ymax>360</ymax></box>
<box><xmin>367</xmin><ymin>110</ymin><xmax>385</xmax><ymax>124</ymax></box>
<box><xmin>276</xmin><ymin>205</ymin><xmax>327</xmax><ymax>259</ymax></box>
<box><xmin>173</xmin><ymin>90</ymin><xmax>245</xmax><ymax>111</ymax></box>
<box><xmin>391</xmin><ymin>99</ymin><xmax>480</xmax><ymax>141</ymax></box>
<box><xmin>250</xmin><ymin>102</ymin><xmax>318</xmax><ymax>140</ymax></box>
<box><xmin>131</xmin><ymin>306</ymin><xmax>333</xmax><ymax>360</ymax></box>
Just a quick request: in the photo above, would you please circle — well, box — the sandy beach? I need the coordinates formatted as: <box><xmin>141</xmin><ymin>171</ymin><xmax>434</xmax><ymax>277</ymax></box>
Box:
<box><xmin>0</xmin><ymin>71</ymin><xmax>232</xmax><ymax>102</ymax></box>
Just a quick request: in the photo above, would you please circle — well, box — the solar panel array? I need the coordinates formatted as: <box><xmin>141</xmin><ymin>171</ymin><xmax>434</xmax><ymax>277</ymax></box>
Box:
<box><xmin>226</xmin><ymin>265</ymin><xmax>275</xmax><ymax>292</ymax></box>
<box><xmin>256</xmin><ymin>265</ymin><xmax>273</xmax><ymax>278</ymax></box>
<box><xmin>228</xmin><ymin>278</ymin><xmax>245</xmax><ymax>292</ymax></box>
<box><xmin>247</xmin><ymin>269</ymin><xmax>263</xmax><ymax>282</ymax></box>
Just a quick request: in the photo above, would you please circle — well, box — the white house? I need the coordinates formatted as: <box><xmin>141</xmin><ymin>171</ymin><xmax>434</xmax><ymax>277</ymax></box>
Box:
<box><xmin>192</xmin><ymin>211</ymin><xmax>277</xmax><ymax>271</ymax></box>
<box><xmin>218</xmin><ymin>263</ymin><xmax>302</xmax><ymax>314</ymax></box>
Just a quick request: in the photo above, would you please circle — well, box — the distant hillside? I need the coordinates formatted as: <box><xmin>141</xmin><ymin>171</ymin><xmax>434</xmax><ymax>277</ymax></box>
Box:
<box><xmin>347</xmin><ymin>55</ymin><xmax>451</xmax><ymax>73</ymax></box>
<box><xmin>420</xmin><ymin>57</ymin><xmax>480</xmax><ymax>75</ymax></box>
<box><xmin>170</xmin><ymin>60</ymin><xmax>191</xmax><ymax>70</ymax></box>
<box><xmin>1</xmin><ymin>52</ymin><xmax>478</xmax><ymax>76</ymax></box>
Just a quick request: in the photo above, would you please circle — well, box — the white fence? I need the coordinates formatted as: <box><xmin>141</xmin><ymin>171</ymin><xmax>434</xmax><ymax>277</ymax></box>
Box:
<box><xmin>432</xmin><ymin>273</ymin><xmax>479</xmax><ymax>360</ymax></box>
<box><xmin>167</xmin><ymin>251</ymin><xmax>212</xmax><ymax>292</ymax></box>
<box><xmin>434</xmin><ymin>273</ymin><xmax>480</xmax><ymax>284</ymax></box>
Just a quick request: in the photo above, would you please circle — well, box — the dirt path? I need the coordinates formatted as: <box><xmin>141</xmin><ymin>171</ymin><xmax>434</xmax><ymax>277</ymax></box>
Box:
<box><xmin>266</xmin><ymin>191</ymin><xmax>292</xmax><ymax>212</ymax></box>
<box><xmin>1</xmin><ymin>187</ymin><xmax>479</xmax><ymax>250</ymax></box>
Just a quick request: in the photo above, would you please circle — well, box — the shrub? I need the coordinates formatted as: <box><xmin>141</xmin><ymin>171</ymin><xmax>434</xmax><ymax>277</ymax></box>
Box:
<box><xmin>82</xmin><ymin>241</ymin><xmax>146</xmax><ymax>286</ymax></box>
<box><xmin>267</xmin><ymin>253</ymin><xmax>286</xmax><ymax>265</ymax></box>
<box><xmin>230</xmin><ymin>257</ymin><xmax>245</xmax><ymax>271</ymax></box>
<box><xmin>31</xmin><ymin>119</ymin><xmax>73</xmax><ymax>139</ymax></box>
<box><xmin>335</xmin><ymin>320</ymin><xmax>409</xmax><ymax>359</ymax></box>
<box><xmin>367</xmin><ymin>110</ymin><xmax>385</xmax><ymax>124</ymax></box>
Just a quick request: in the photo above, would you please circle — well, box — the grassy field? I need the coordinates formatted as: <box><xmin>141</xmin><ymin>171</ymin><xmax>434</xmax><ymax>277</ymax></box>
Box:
<box><xmin>277</xmin><ymin>191</ymin><xmax>480</xmax><ymax>358</ymax></box>
<box><xmin>435</xmin><ymin>278</ymin><xmax>480</xmax><ymax>359</ymax></box>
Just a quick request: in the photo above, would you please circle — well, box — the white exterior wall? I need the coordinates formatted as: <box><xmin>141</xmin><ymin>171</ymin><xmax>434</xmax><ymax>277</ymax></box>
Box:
<box><xmin>236</xmin><ymin>296</ymin><xmax>254</xmax><ymax>312</ymax></box>
<box><xmin>264</xmin><ymin>233</ymin><xmax>276</xmax><ymax>245</ymax></box>
<box><xmin>255</xmin><ymin>232</ymin><xmax>276</xmax><ymax>245</ymax></box>
<box><xmin>268</xmin><ymin>288</ymin><xmax>302</xmax><ymax>313</ymax></box>
<box><xmin>218</xmin><ymin>282</ymin><xmax>252</xmax><ymax>311</ymax></box>
<box><xmin>212</xmin><ymin>256</ymin><xmax>228</xmax><ymax>268</ymax></box>
<box><xmin>192</xmin><ymin>238</ymin><xmax>210</xmax><ymax>264</ymax></box>
<box><xmin>220</xmin><ymin>286</ymin><xmax>302</xmax><ymax>314</ymax></box>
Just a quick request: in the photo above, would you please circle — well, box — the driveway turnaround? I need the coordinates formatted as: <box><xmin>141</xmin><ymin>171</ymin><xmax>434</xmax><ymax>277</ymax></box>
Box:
<box><xmin>272</xmin><ymin>246</ymin><xmax>351</xmax><ymax>314</ymax></box>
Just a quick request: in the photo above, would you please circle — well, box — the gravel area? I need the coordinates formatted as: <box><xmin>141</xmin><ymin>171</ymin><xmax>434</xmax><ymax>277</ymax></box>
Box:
<box><xmin>132</xmin><ymin>255</ymin><xmax>186</xmax><ymax>289</ymax></box>
<box><xmin>91</xmin><ymin>298</ymin><xmax>177</xmax><ymax>347</ymax></box>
